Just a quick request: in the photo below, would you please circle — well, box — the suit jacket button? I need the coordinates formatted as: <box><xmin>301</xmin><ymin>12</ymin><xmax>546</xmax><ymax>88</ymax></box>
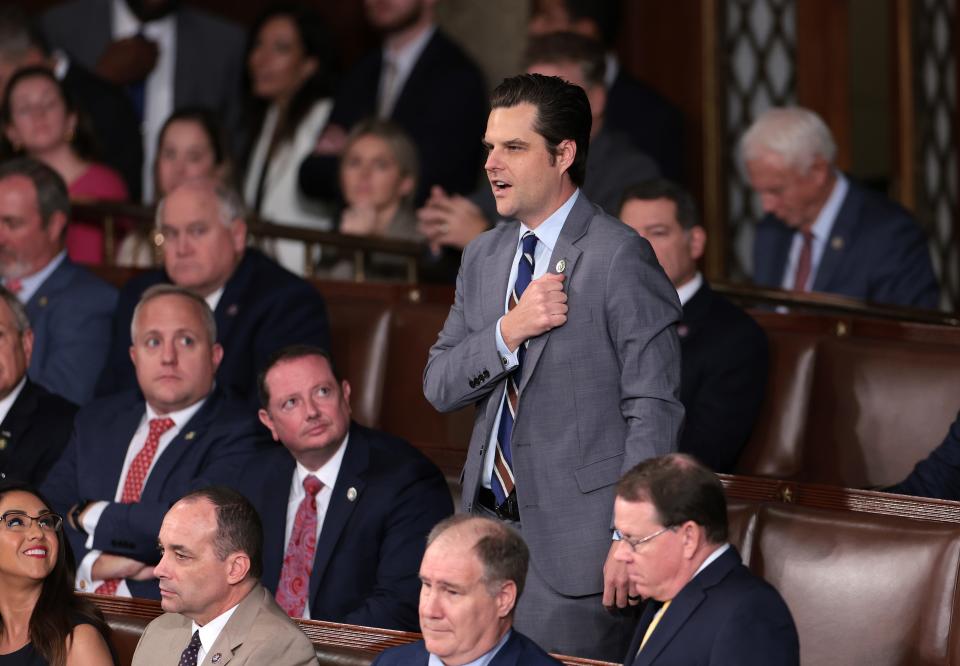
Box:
<box><xmin>469</xmin><ymin>379</ymin><xmax>476</xmax><ymax>388</ymax></box>
<box><xmin>483</xmin><ymin>369</ymin><xmax>490</xmax><ymax>379</ymax></box>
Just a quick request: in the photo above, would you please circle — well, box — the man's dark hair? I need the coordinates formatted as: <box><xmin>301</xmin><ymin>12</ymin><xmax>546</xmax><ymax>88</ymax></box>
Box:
<box><xmin>616</xmin><ymin>453</ymin><xmax>728</xmax><ymax>543</ymax></box>
<box><xmin>524</xmin><ymin>31</ymin><xmax>607</xmax><ymax>89</ymax></box>
<box><xmin>0</xmin><ymin>157</ymin><xmax>70</xmax><ymax>227</ymax></box>
<box><xmin>428</xmin><ymin>515</ymin><xmax>530</xmax><ymax>602</ymax></box>
<box><xmin>490</xmin><ymin>73</ymin><xmax>591</xmax><ymax>187</ymax></box>
<box><xmin>180</xmin><ymin>486</ymin><xmax>264</xmax><ymax>579</ymax></box>
<box><xmin>619</xmin><ymin>178</ymin><xmax>701</xmax><ymax>231</ymax></box>
<box><xmin>257</xmin><ymin>344</ymin><xmax>340</xmax><ymax>408</ymax></box>
<box><xmin>541</xmin><ymin>0</ymin><xmax>621</xmax><ymax>48</ymax></box>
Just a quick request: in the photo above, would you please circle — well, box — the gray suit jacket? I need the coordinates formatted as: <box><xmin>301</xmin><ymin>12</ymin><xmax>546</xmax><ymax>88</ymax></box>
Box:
<box><xmin>132</xmin><ymin>583</ymin><xmax>318</xmax><ymax>666</ymax></box>
<box><xmin>424</xmin><ymin>193</ymin><xmax>684</xmax><ymax>596</ymax></box>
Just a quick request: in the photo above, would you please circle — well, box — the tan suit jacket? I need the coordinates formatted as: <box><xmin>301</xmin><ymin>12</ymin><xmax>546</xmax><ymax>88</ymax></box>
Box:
<box><xmin>132</xmin><ymin>582</ymin><xmax>318</xmax><ymax>666</ymax></box>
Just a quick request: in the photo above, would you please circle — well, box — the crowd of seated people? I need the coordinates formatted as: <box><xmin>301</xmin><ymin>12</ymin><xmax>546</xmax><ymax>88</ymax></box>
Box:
<box><xmin>0</xmin><ymin>1</ymin><xmax>957</xmax><ymax>665</ymax></box>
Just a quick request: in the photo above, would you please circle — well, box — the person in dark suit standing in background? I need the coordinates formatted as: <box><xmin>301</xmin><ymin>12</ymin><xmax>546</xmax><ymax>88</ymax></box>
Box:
<box><xmin>743</xmin><ymin>105</ymin><xmax>940</xmax><ymax>309</ymax></box>
<box><xmin>0</xmin><ymin>158</ymin><xmax>116</xmax><ymax>405</ymax></box>
<box><xmin>299</xmin><ymin>0</ymin><xmax>487</xmax><ymax>207</ymax></box>
<box><xmin>527</xmin><ymin>0</ymin><xmax>685</xmax><ymax>181</ymax></box>
<box><xmin>41</xmin><ymin>0</ymin><xmax>245</xmax><ymax>201</ymax></box>
<box><xmin>241</xmin><ymin>345</ymin><xmax>452</xmax><ymax>631</ymax></box>
<box><xmin>620</xmin><ymin>179</ymin><xmax>768</xmax><ymax>473</ymax></box>
<box><xmin>0</xmin><ymin>285</ymin><xmax>77</xmax><ymax>486</ymax></box>
<box><xmin>614</xmin><ymin>454</ymin><xmax>799</xmax><ymax>665</ymax></box>
<box><xmin>42</xmin><ymin>285</ymin><xmax>266</xmax><ymax>600</ymax></box>
<box><xmin>0</xmin><ymin>6</ymin><xmax>143</xmax><ymax>200</ymax></box>
<box><xmin>373</xmin><ymin>515</ymin><xmax>562</xmax><ymax>666</ymax></box>
<box><xmin>96</xmin><ymin>178</ymin><xmax>330</xmax><ymax>405</ymax></box>
<box><xmin>424</xmin><ymin>74</ymin><xmax>683</xmax><ymax>661</ymax></box>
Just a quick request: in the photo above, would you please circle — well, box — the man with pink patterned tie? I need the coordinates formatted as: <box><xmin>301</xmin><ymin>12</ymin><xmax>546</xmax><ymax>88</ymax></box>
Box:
<box><xmin>41</xmin><ymin>284</ymin><xmax>267</xmax><ymax>599</ymax></box>
<box><xmin>238</xmin><ymin>344</ymin><xmax>452</xmax><ymax>631</ymax></box>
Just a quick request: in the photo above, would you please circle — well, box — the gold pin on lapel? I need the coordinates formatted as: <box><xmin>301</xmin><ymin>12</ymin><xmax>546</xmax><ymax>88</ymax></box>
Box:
<box><xmin>347</xmin><ymin>487</ymin><xmax>358</xmax><ymax>502</ymax></box>
<box><xmin>0</xmin><ymin>438</ymin><xmax>6</xmax><ymax>451</ymax></box>
<box><xmin>555</xmin><ymin>259</ymin><xmax>566</xmax><ymax>273</ymax></box>
<box><xmin>184</xmin><ymin>431</ymin><xmax>196</xmax><ymax>441</ymax></box>
<box><xmin>38</xmin><ymin>296</ymin><xmax>48</xmax><ymax>307</ymax></box>
<box><xmin>831</xmin><ymin>236</ymin><xmax>844</xmax><ymax>251</ymax></box>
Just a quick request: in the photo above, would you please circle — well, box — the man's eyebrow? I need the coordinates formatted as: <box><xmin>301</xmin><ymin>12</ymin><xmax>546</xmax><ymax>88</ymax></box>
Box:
<box><xmin>504</xmin><ymin>139</ymin><xmax>530</xmax><ymax>148</ymax></box>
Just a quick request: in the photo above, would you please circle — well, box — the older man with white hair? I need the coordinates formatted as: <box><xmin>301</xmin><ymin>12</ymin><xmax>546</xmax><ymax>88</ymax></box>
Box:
<box><xmin>742</xmin><ymin>106</ymin><xmax>939</xmax><ymax>309</ymax></box>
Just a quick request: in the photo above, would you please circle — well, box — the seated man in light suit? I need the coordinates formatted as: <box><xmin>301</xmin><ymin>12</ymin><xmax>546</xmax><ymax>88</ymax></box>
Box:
<box><xmin>41</xmin><ymin>284</ymin><xmax>267</xmax><ymax>599</ymax></box>
<box><xmin>239</xmin><ymin>345</ymin><xmax>453</xmax><ymax>631</ymax></box>
<box><xmin>743</xmin><ymin>106</ymin><xmax>939</xmax><ymax>308</ymax></box>
<box><xmin>0</xmin><ymin>158</ymin><xmax>117</xmax><ymax>404</ymax></box>
<box><xmin>0</xmin><ymin>285</ymin><xmax>78</xmax><ymax>486</ymax></box>
<box><xmin>614</xmin><ymin>454</ymin><xmax>799</xmax><ymax>665</ymax></box>
<box><xmin>132</xmin><ymin>486</ymin><xmax>318</xmax><ymax>666</ymax></box>
<box><xmin>96</xmin><ymin>178</ymin><xmax>330</xmax><ymax>405</ymax></box>
<box><xmin>620</xmin><ymin>179</ymin><xmax>768</xmax><ymax>473</ymax></box>
<box><xmin>373</xmin><ymin>515</ymin><xmax>562</xmax><ymax>666</ymax></box>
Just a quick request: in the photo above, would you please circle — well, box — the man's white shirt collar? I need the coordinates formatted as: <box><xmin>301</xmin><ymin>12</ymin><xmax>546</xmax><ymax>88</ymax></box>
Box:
<box><xmin>12</xmin><ymin>251</ymin><xmax>66</xmax><ymax>304</ymax></box>
<box><xmin>428</xmin><ymin>629</ymin><xmax>512</xmax><ymax>666</ymax></box>
<box><xmin>0</xmin><ymin>377</ymin><xmax>27</xmax><ymax>426</ymax></box>
<box><xmin>676</xmin><ymin>271</ymin><xmax>703</xmax><ymax>307</ymax></box>
<box><xmin>191</xmin><ymin>603</ymin><xmax>239</xmax><ymax>661</ymax></box>
<box><xmin>295</xmin><ymin>432</ymin><xmax>349</xmax><ymax>490</ymax></box>
<box><xmin>145</xmin><ymin>395</ymin><xmax>206</xmax><ymax>429</ymax></box>
<box><xmin>808</xmin><ymin>172</ymin><xmax>849</xmax><ymax>244</ymax></box>
<box><xmin>518</xmin><ymin>189</ymin><xmax>579</xmax><ymax>254</ymax></box>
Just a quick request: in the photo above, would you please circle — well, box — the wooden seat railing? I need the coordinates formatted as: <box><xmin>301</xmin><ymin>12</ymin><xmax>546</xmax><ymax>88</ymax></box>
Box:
<box><xmin>72</xmin><ymin>200</ymin><xmax>425</xmax><ymax>283</ymax></box>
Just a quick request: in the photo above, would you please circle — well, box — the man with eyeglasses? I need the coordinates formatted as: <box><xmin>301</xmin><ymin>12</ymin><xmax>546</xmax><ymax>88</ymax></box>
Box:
<box><xmin>95</xmin><ymin>178</ymin><xmax>330</xmax><ymax>406</ymax></box>
<box><xmin>613</xmin><ymin>454</ymin><xmax>799</xmax><ymax>666</ymax></box>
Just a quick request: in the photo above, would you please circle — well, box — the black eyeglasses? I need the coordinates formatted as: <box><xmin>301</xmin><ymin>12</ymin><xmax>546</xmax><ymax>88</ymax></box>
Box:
<box><xmin>0</xmin><ymin>510</ymin><xmax>63</xmax><ymax>533</ymax></box>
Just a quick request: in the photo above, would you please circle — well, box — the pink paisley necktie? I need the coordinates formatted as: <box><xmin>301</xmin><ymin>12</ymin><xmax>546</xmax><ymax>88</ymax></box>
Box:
<box><xmin>275</xmin><ymin>475</ymin><xmax>323</xmax><ymax>616</ymax></box>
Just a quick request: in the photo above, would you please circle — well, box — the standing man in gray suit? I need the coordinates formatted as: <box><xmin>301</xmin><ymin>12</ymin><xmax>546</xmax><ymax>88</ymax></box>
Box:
<box><xmin>423</xmin><ymin>73</ymin><xmax>684</xmax><ymax>661</ymax></box>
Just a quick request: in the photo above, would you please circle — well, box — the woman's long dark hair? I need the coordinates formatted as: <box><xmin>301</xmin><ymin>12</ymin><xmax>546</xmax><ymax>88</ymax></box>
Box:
<box><xmin>242</xmin><ymin>3</ymin><xmax>336</xmax><ymax>162</ymax></box>
<box><xmin>0</xmin><ymin>65</ymin><xmax>100</xmax><ymax>162</ymax></box>
<box><xmin>154</xmin><ymin>106</ymin><xmax>235</xmax><ymax>199</ymax></box>
<box><xmin>0</xmin><ymin>481</ymin><xmax>112</xmax><ymax>666</ymax></box>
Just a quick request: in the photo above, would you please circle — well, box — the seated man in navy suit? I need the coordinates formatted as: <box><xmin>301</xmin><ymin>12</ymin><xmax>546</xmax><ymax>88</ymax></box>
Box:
<box><xmin>0</xmin><ymin>285</ymin><xmax>77</xmax><ymax>486</ymax></box>
<box><xmin>96</xmin><ymin>178</ymin><xmax>330</xmax><ymax>404</ymax></box>
<box><xmin>614</xmin><ymin>454</ymin><xmax>799</xmax><ymax>666</ymax></box>
<box><xmin>373</xmin><ymin>515</ymin><xmax>561</xmax><ymax>666</ymax></box>
<box><xmin>241</xmin><ymin>345</ymin><xmax>453</xmax><ymax>631</ymax></box>
<box><xmin>620</xmin><ymin>179</ymin><xmax>768</xmax><ymax>473</ymax></box>
<box><xmin>743</xmin><ymin>106</ymin><xmax>939</xmax><ymax>308</ymax></box>
<box><xmin>0</xmin><ymin>158</ymin><xmax>117</xmax><ymax>404</ymax></box>
<box><xmin>41</xmin><ymin>284</ymin><xmax>267</xmax><ymax>599</ymax></box>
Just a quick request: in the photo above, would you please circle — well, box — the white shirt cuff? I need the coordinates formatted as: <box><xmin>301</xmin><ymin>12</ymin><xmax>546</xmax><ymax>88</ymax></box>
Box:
<box><xmin>76</xmin><ymin>550</ymin><xmax>103</xmax><ymax>593</ymax></box>
<box><xmin>495</xmin><ymin>317</ymin><xmax>519</xmax><ymax>370</ymax></box>
<box><xmin>82</xmin><ymin>501</ymin><xmax>109</xmax><ymax>550</ymax></box>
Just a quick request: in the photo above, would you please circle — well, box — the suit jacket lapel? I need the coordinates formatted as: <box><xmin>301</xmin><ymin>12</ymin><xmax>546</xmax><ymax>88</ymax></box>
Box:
<box><xmin>260</xmin><ymin>454</ymin><xmax>296</xmax><ymax>591</ymax></box>
<box><xmin>25</xmin><ymin>259</ymin><xmax>73</xmax><ymax>320</ymax></box>
<box><xmin>141</xmin><ymin>393</ymin><xmax>219</xmax><ymax>500</ymax></box>
<box><xmin>308</xmin><ymin>424</ymin><xmax>368</xmax><ymax>605</ymax></box>
<box><xmin>812</xmin><ymin>185</ymin><xmax>858</xmax><ymax>292</ymax></box>
<box><xmin>483</xmin><ymin>224</ymin><xmax>521</xmax><ymax>326</ymax></box>
<box><xmin>214</xmin><ymin>252</ymin><xmax>254</xmax><ymax>347</ymax></box>
<box><xmin>99</xmin><ymin>398</ymin><xmax>148</xmax><ymax>498</ymax></box>
<box><xmin>0</xmin><ymin>381</ymin><xmax>40</xmax><ymax>461</ymax></box>
<box><xmin>633</xmin><ymin>547</ymin><xmax>743</xmax><ymax>665</ymax></box>
<box><xmin>202</xmin><ymin>584</ymin><xmax>267</xmax><ymax>665</ymax></box>
<box><xmin>518</xmin><ymin>195</ymin><xmax>588</xmax><ymax>394</ymax></box>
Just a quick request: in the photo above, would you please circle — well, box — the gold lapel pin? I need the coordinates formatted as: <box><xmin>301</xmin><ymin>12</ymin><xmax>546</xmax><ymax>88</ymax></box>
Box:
<box><xmin>38</xmin><ymin>296</ymin><xmax>48</xmax><ymax>307</ymax></box>
<box><xmin>831</xmin><ymin>236</ymin><xmax>844</xmax><ymax>251</ymax></box>
<box><xmin>347</xmin><ymin>487</ymin><xmax>358</xmax><ymax>502</ymax></box>
<box><xmin>184</xmin><ymin>431</ymin><xmax>196</xmax><ymax>441</ymax></box>
<box><xmin>0</xmin><ymin>438</ymin><xmax>7</xmax><ymax>451</ymax></box>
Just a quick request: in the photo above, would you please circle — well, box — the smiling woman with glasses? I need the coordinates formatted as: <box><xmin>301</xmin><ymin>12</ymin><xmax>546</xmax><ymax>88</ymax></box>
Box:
<box><xmin>0</xmin><ymin>481</ymin><xmax>114</xmax><ymax>666</ymax></box>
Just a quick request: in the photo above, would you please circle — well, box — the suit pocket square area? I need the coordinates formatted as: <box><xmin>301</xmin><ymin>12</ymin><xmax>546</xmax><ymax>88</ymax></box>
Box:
<box><xmin>574</xmin><ymin>453</ymin><xmax>624</xmax><ymax>494</ymax></box>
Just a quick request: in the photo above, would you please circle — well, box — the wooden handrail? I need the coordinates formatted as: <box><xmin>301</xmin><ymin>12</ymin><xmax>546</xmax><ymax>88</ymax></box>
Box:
<box><xmin>713</xmin><ymin>280</ymin><xmax>959</xmax><ymax>326</ymax></box>
<box><xmin>71</xmin><ymin>200</ymin><xmax>424</xmax><ymax>283</ymax></box>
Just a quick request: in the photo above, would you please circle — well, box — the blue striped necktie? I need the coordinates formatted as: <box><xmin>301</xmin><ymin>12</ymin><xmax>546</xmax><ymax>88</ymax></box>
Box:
<box><xmin>492</xmin><ymin>231</ymin><xmax>538</xmax><ymax>506</ymax></box>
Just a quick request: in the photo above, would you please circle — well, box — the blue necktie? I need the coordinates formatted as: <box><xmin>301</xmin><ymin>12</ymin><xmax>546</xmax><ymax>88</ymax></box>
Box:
<box><xmin>492</xmin><ymin>231</ymin><xmax>538</xmax><ymax>506</ymax></box>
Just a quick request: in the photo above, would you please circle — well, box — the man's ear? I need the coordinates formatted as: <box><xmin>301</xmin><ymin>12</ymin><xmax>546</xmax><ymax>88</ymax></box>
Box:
<box><xmin>45</xmin><ymin>210</ymin><xmax>68</xmax><ymax>246</ymax></box>
<box><xmin>688</xmin><ymin>226</ymin><xmax>707</xmax><ymax>262</ymax></box>
<box><xmin>224</xmin><ymin>552</ymin><xmax>251</xmax><ymax>585</ymax></box>
<box><xmin>556</xmin><ymin>139</ymin><xmax>577</xmax><ymax>176</ymax></box>
<box><xmin>258</xmin><ymin>408</ymin><xmax>280</xmax><ymax>441</ymax></box>
<box><xmin>494</xmin><ymin>580</ymin><xmax>518</xmax><ymax>618</ymax></box>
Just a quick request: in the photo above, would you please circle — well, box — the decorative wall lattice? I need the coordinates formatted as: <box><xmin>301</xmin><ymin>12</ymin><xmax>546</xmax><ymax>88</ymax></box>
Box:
<box><xmin>915</xmin><ymin>0</ymin><xmax>959</xmax><ymax>309</ymax></box>
<box><xmin>724</xmin><ymin>0</ymin><xmax>797</xmax><ymax>278</ymax></box>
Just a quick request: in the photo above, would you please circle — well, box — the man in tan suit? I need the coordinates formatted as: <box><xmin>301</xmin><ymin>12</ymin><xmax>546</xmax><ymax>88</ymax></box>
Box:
<box><xmin>132</xmin><ymin>486</ymin><xmax>317</xmax><ymax>666</ymax></box>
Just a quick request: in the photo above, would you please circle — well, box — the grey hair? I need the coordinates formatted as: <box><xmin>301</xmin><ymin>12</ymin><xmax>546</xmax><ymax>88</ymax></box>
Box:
<box><xmin>0</xmin><ymin>158</ymin><xmax>70</xmax><ymax>231</ymax></box>
<box><xmin>0</xmin><ymin>285</ymin><xmax>31</xmax><ymax>334</ymax></box>
<box><xmin>739</xmin><ymin>106</ymin><xmax>837</xmax><ymax>173</ymax></box>
<box><xmin>427</xmin><ymin>515</ymin><xmax>529</xmax><ymax>601</ymax></box>
<box><xmin>130</xmin><ymin>284</ymin><xmax>217</xmax><ymax>344</ymax></box>
<box><xmin>155</xmin><ymin>178</ymin><xmax>248</xmax><ymax>230</ymax></box>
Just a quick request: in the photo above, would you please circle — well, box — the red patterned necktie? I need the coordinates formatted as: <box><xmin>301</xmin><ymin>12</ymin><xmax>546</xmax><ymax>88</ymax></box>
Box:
<box><xmin>792</xmin><ymin>230</ymin><xmax>814</xmax><ymax>292</ymax></box>
<box><xmin>95</xmin><ymin>417</ymin><xmax>175</xmax><ymax>595</ymax></box>
<box><xmin>275</xmin><ymin>475</ymin><xmax>323</xmax><ymax>617</ymax></box>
